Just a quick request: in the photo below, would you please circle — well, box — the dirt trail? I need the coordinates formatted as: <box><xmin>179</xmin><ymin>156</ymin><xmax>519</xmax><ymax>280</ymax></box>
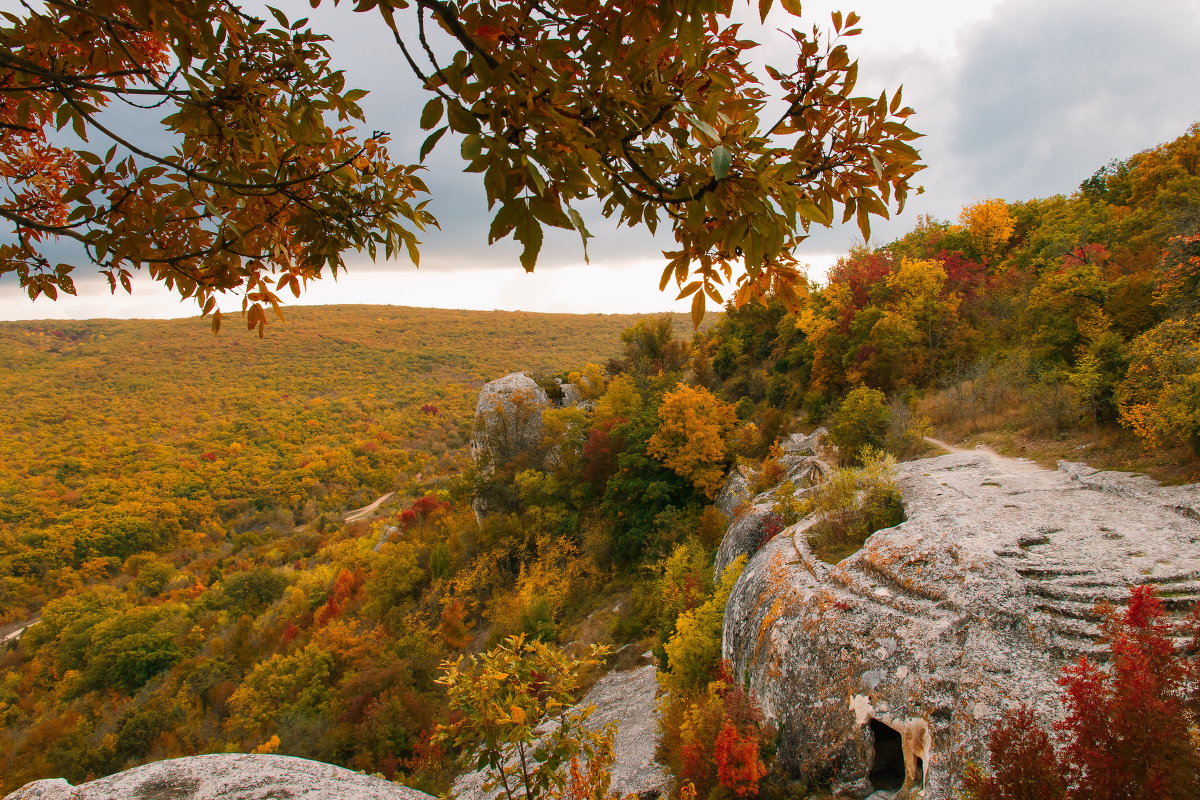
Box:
<box><xmin>0</xmin><ymin>617</ymin><xmax>37</xmax><ymax>645</ymax></box>
<box><xmin>343</xmin><ymin>491</ymin><xmax>395</xmax><ymax>523</ymax></box>
<box><xmin>923</xmin><ymin>436</ymin><xmax>1046</xmax><ymax>474</ymax></box>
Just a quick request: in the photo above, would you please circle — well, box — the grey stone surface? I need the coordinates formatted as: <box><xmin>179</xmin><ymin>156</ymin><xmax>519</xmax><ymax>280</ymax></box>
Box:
<box><xmin>470</xmin><ymin>372</ymin><xmax>550</xmax><ymax>465</ymax></box>
<box><xmin>715</xmin><ymin>466</ymin><xmax>752</xmax><ymax>520</ymax></box>
<box><xmin>722</xmin><ymin>450</ymin><xmax>1200</xmax><ymax>799</ymax></box>
<box><xmin>3</xmin><ymin>754</ymin><xmax>434</xmax><ymax>800</ymax></box>
<box><xmin>471</xmin><ymin>373</ymin><xmax>551</xmax><ymax>518</ymax></box>
<box><xmin>781</xmin><ymin>427</ymin><xmax>828</xmax><ymax>457</ymax></box>
<box><xmin>712</xmin><ymin>430</ymin><xmax>831</xmax><ymax>576</ymax></box>
<box><xmin>560</xmin><ymin>383</ymin><xmax>583</xmax><ymax>407</ymax></box>
<box><xmin>452</xmin><ymin>664</ymin><xmax>668</xmax><ymax>800</ymax></box>
<box><xmin>713</xmin><ymin>501</ymin><xmax>779</xmax><ymax>577</ymax></box>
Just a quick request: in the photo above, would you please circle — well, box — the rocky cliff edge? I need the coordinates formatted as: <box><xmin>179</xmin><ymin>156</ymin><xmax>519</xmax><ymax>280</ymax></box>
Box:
<box><xmin>722</xmin><ymin>449</ymin><xmax>1200</xmax><ymax>799</ymax></box>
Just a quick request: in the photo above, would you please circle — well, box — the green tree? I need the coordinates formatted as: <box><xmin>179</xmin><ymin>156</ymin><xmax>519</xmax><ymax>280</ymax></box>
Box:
<box><xmin>827</xmin><ymin>385</ymin><xmax>892</xmax><ymax>463</ymax></box>
<box><xmin>434</xmin><ymin>635</ymin><xmax>614</xmax><ymax>800</ymax></box>
<box><xmin>1</xmin><ymin>1</ymin><xmax>921</xmax><ymax>330</ymax></box>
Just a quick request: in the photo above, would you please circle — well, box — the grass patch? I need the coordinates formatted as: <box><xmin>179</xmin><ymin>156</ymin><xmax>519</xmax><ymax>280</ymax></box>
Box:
<box><xmin>805</xmin><ymin>449</ymin><xmax>905</xmax><ymax>564</ymax></box>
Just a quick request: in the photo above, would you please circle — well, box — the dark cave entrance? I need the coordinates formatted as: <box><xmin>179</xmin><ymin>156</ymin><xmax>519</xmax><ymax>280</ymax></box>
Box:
<box><xmin>868</xmin><ymin>718</ymin><xmax>905</xmax><ymax>791</ymax></box>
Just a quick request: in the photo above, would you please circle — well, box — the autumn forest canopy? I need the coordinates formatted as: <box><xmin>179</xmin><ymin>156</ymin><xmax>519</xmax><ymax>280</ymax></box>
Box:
<box><xmin>0</xmin><ymin>119</ymin><xmax>1197</xmax><ymax>796</ymax></box>
<box><xmin>1</xmin><ymin>0</ymin><xmax>1200</xmax><ymax>797</ymax></box>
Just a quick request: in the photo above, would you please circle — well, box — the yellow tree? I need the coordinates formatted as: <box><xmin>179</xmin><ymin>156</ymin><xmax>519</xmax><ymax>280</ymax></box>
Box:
<box><xmin>870</xmin><ymin>256</ymin><xmax>961</xmax><ymax>384</ymax></box>
<box><xmin>959</xmin><ymin>198</ymin><xmax>1015</xmax><ymax>262</ymax></box>
<box><xmin>647</xmin><ymin>384</ymin><xmax>740</xmax><ymax>497</ymax></box>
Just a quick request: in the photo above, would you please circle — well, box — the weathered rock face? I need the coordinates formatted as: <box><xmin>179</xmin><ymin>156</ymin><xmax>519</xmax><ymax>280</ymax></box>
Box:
<box><xmin>722</xmin><ymin>450</ymin><xmax>1200</xmax><ymax>799</ymax></box>
<box><xmin>714</xmin><ymin>466</ymin><xmax>752</xmax><ymax>520</ymax></box>
<box><xmin>452</xmin><ymin>663</ymin><xmax>668</xmax><ymax>800</ymax></box>
<box><xmin>471</xmin><ymin>372</ymin><xmax>551</xmax><ymax>466</ymax></box>
<box><xmin>3</xmin><ymin>754</ymin><xmax>434</xmax><ymax>800</ymax></box>
<box><xmin>713</xmin><ymin>429</ymin><xmax>831</xmax><ymax>576</ymax></box>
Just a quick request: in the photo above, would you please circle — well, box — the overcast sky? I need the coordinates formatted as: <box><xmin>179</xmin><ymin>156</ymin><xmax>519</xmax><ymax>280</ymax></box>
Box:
<box><xmin>2</xmin><ymin>0</ymin><xmax>1198</xmax><ymax>321</ymax></box>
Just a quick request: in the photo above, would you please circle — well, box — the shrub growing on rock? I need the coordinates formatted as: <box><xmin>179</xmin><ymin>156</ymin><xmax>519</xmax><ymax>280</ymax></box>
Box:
<box><xmin>805</xmin><ymin>449</ymin><xmax>904</xmax><ymax>564</ymax></box>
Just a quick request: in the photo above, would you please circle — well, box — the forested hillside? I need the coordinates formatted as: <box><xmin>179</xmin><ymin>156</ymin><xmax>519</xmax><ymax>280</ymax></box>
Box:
<box><xmin>0</xmin><ymin>305</ymin><xmax>674</xmax><ymax>619</ymax></box>
<box><xmin>1</xmin><ymin>124</ymin><xmax>1197</xmax><ymax>800</ymax></box>
<box><xmin>0</xmin><ymin>305</ymin><xmax>703</xmax><ymax>793</ymax></box>
<box><xmin>699</xmin><ymin>122</ymin><xmax>1200</xmax><ymax>480</ymax></box>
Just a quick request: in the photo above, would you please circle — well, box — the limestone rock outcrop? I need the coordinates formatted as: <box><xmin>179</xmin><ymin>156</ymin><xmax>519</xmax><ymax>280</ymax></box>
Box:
<box><xmin>721</xmin><ymin>449</ymin><xmax>1200</xmax><ymax>799</ymax></box>
<box><xmin>452</xmin><ymin>663</ymin><xmax>669</xmax><ymax>800</ymax></box>
<box><xmin>3</xmin><ymin>754</ymin><xmax>434</xmax><ymax>800</ymax></box>
<box><xmin>471</xmin><ymin>372</ymin><xmax>552</xmax><ymax>465</ymax></box>
<box><xmin>470</xmin><ymin>373</ymin><xmax>588</xmax><ymax>517</ymax></box>
<box><xmin>713</xmin><ymin>428</ymin><xmax>831</xmax><ymax>575</ymax></box>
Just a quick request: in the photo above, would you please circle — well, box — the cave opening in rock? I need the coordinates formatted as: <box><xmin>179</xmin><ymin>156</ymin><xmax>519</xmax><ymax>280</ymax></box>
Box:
<box><xmin>868</xmin><ymin>718</ymin><xmax>905</xmax><ymax>791</ymax></box>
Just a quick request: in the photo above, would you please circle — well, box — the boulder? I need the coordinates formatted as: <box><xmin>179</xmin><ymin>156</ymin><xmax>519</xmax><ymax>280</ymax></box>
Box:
<box><xmin>3</xmin><ymin>754</ymin><xmax>434</xmax><ymax>800</ymax></box>
<box><xmin>781</xmin><ymin>427</ymin><xmax>828</xmax><ymax>457</ymax></box>
<box><xmin>721</xmin><ymin>450</ymin><xmax>1200</xmax><ymax>799</ymax></box>
<box><xmin>713</xmin><ymin>501</ymin><xmax>780</xmax><ymax>577</ymax></box>
<box><xmin>470</xmin><ymin>372</ymin><xmax>551</xmax><ymax>465</ymax></box>
<box><xmin>452</xmin><ymin>663</ymin><xmax>669</xmax><ymax>800</ymax></box>
<box><xmin>715</xmin><ymin>466</ymin><xmax>752</xmax><ymax>520</ymax></box>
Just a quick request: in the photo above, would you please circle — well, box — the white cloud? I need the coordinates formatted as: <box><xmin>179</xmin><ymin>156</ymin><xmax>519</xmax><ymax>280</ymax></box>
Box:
<box><xmin>0</xmin><ymin>252</ymin><xmax>842</xmax><ymax>320</ymax></box>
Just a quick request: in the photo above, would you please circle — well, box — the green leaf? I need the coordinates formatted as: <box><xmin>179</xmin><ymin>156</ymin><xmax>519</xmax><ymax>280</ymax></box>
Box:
<box><xmin>567</xmin><ymin>208</ymin><xmax>593</xmax><ymax>263</ymax></box>
<box><xmin>420</xmin><ymin>98</ymin><xmax>444</xmax><ymax>130</ymax></box>
<box><xmin>420</xmin><ymin>127</ymin><xmax>447</xmax><ymax>161</ymax></box>
<box><xmin>514</xmin><ymin>209</ymin><xmax>543</xmax><ymax>272</ymax></box>
<box><xmin>461</xmin><ymin>134</ymin><xmax>483</xmax><ymax>161</ymax></box>
<box><xmin>711</xmin><ymin>146</ymin><xmax>732</xmax><ymax>181</ymax></box>
<box><xmin>685</xmin><ymin>114</ymin><xmax>719</xmax><ymax>142</ymax></box>
<box><xmin>446</xmin><ymin>101</ymin><xmax>480</xmax><ymax>134</ymax></box>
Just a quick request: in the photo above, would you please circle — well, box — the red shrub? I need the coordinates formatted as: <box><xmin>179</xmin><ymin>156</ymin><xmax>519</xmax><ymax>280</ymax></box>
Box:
<box><xmin>581</xmin><ymin>417</ymin><xmax>625</xmax><ymax>492</ymax></box>
<box><xmin>965</xmin><ymin>586</ymin><xmax>1200</xmax><ymax>800</ymax></box>
<box><xmin>715</xmin><ymin>719</ymin><xmax>769</xmax><ymax>797</ymax></box>
<box><xmin>1056</xmin><ymin>586</ymin><xmax>1198</xmax><ymax>799</ymax></box>
<box><xmin>962</xmin><ymin>705</ymin><xmax>1065</xmax><ymax>800</ymax></box>
<box><xmin>397</xmin><ymin>493</ymin><xmax>451</xmax><ymax>530</ymax></box>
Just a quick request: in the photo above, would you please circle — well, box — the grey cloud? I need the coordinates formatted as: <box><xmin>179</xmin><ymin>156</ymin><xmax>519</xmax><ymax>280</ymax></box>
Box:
<box><xmin>768</xmin><ymin>0</ymin><xmax>1200</xmax><ymax>252</ymax></box>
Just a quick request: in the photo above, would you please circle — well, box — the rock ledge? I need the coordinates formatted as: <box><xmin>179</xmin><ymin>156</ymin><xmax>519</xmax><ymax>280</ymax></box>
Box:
<box><xmin>3</xmin><ymin>753</ymin><xmax>434</xmax><ymax>800</ymax></box>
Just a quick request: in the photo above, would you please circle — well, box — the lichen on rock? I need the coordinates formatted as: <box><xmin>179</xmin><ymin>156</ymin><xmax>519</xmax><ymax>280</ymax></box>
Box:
<box><xmin>720</xmin><ymin>448</ymin><xmax>1200</xmax><ymax>798</ymax></box>
<box><xmin>2</xmin><ymin>753</ymin><xmax>435</xmax><ymax>800</ymax></box>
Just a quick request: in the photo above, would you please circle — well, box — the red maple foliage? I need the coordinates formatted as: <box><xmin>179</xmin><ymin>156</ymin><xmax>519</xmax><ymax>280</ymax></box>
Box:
<box><xmin>714</xmin><ymin>719</ymin><xmax>769</xmax><ymax>797</ymax></box>
<box><xmin>965</xmin><ymin>586</ymin><xmax>1200</xmax><ymax>800</ymax></box>
<box><xmin>314</xmin><ymin>567</ymin><xmax>361</xmax><ymax>627</ymax></box>
<box><xmin>675</xmin><ymin>662</ymin><xmax>771</xmax><ymax>799</ymax></box>
<box><xmin>827</xmin><ymin>248</ymin><xmax>895</xmax><ymax>322</ymax></box>
<box><xmin>397</xmin><ymin>494</ymin><xmax>451</xmax><ymax>530</ymax></box>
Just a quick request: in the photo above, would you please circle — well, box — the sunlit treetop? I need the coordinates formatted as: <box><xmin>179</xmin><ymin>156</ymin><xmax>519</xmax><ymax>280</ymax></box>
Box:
<box><xmin>0</xmin><ymin>0</ymin><xmax>922</xmax><ymax>333</ymax></box>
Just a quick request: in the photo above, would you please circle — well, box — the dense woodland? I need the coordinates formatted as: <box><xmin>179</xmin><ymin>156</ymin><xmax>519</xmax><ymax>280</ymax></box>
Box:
<box><xmin>701</xmin><ymin>122</ymin><xmax>1200</xmax><ymax>480</ymax></box>
<box><xmin>1</xmin><ymin>124</ymin><xmax>1198</xmax><ymax>797</ymax></box>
